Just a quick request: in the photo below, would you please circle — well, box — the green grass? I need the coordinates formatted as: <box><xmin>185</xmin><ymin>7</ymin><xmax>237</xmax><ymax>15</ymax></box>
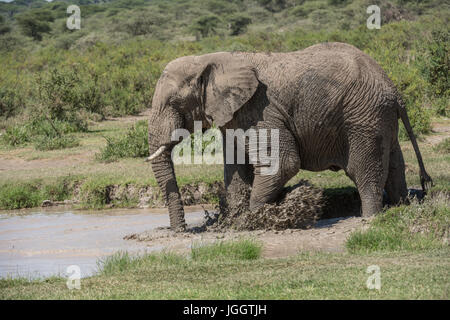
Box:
<box><xmin>0</xmin><ymin>177</ymin><xmax>75</xmax><ymax>210</ymax></box>
<box><xmin>1</xmin><ymin>239</ymin><xmax>448</xmax><ymax>299</ymax></box>
<box><xmin>347</xmin><ymin>194</ymin><xmax>449</xmax><ymax>253</ymax></box>
<box><xmin>191</xmin><ymin>239</ymin><xmax>262</xmax><ymax>262</ymax></box>
<box><xmin>433</xmin><ymin>138</ymin><xmax>450</xmax><ymax>154</ymax></box>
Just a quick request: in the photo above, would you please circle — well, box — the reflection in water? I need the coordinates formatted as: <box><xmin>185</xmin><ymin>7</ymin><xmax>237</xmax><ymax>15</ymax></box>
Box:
<box><xmin>0</xmin><ymin>209</ymin><xmax>204</xmax><ymax>279</ymax></box>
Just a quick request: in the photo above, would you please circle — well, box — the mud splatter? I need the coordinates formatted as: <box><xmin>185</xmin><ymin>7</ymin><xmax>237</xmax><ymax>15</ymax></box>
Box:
<box><xmin>213</xmin><ymin>181</ymin><xmax>324</xmax><ymax>231</ymax></box>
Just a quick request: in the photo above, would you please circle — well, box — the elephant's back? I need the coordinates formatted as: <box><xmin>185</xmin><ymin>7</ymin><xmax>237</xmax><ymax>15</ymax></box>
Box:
<box><xmin>261</xmin><ymin>43</ymin><xmax>399</xmax><ymax>171</ymax></box>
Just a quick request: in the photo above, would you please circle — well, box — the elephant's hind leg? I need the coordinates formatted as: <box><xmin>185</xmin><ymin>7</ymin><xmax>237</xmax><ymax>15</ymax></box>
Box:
<box><xmin>384</xmin><ymin>140</ymin><xmax>408</xmax><ymax>205</ymax></box>
<box><xmin>346</xmin><ymin>133</ymin><xmax>390</xmax><ymax>217</ymax></box>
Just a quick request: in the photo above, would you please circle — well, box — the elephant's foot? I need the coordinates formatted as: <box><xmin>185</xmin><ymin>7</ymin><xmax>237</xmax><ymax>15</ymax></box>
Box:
<box><xmin>217</xmin><ymin>184</ymin><xmax>252</xmax><ymax>229</ymax></box>
<box><xmin>360</xmin><ymin>192</ymin><xmax>384</xmax><ymax>217</ymax></box>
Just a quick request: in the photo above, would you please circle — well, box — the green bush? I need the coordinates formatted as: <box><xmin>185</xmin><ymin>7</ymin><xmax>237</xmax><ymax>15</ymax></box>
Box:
<box><xmin>0</xmin><ymin>178</ymin><xmax>76</xmax><ymax>210</ymax></box>
<box><xmin>229</xmin><ymin>14</ymin><xmax>252</xmax><ymax>36</ymax></box>
<box><xmin>420</xmin><ymin>28</ymin><xmax>449</xmax><ymax>115</ymax></box>
<box><xmin>37</xmin><ymin>68</ymin><xmax>98</xmax><ymax>129</ymax></box>
<box><xmin>78</xmin><ymin>178</ymin><xmax>112</xmax><ymax>209</ymax></box>
<box><xmin>191</xmin><ymin>15</ymin><xmax>221</xmax><ymax>39</ymax></box>
<box><xmin>0</xmin><ymin>184</ymin><xmax>42</xmax><ymax>209</ymax></box>
<box><xmin>16</xmin><ymin>9</ymin><xmax>54</xmax><ymax>41</ymax></box>
<box><xmin>1</xmin><ymin>125</ymin><xmax>30</xmax><ymax>146</ymax></box>
<box><xmin>33</xmin><ymin>134</ymin><xmax>80</xmax><ymax>151</ymax></box>
<box><xmin>0</xmin><ymin>87</ymin><xmax>23</xmax><ymax>119</ymax></box>
<box><xmin>328</xmin><ymin>0</ymin><xmax>350</xmax><ymax>5</ymax></box>
<box><xmin>97</xmin><ymin>120</ymin><xmax>149</xmax><ymax>162</ymax></box>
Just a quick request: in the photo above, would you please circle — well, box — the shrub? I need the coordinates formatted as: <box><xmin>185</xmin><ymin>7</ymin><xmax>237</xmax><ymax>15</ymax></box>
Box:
<box><xmin>120</xmin><ymin>11</ymin><xmax>166</xmax><ymax>38</ymax></box>
<box><xmin>328</xmin><ymin>0</ymin><xmax>350</xmax><ymax>5</ymax></box>
<box><xmin>0</xmin><ymin>184</ymin><xmax>42</xmax><ymax>209</ymax></box>
<box><xmin>0</xmin><ymin>178</ymin><xmax>76</xmax><ymax>210</ymax></box>
<box><xmin>256</xmin><ymin>0</ymin><xmax>288</xmax><ymax>13</ymax></box>
<box><xmin>16</xmin><ymin>10</ymin><xmax>54</xmax><ymax>41</ymax></box>
<box><xmin>420</xmin><ymin>28</ymin><xmax>449</xmax><ymax>115</ymax></box>
<box><xmin>191</xmin><ymin>15</ymin><xmax>221</xmax><ymax>39</ymax></box>
<box><xmin>1</xmin><ymin>125</ymin><xmax>30</xmax><ymax>147</ymax></box>
<box><xmin>229</xmin><ymin>14</ymin><xmax>252</xmax><ymax>36</ymax></box>
<box><xmin>0</xmin><ymin>87</ymin><xmax>23</xmax><ymax>119</ymax></box>
<box><xmin>97</xmin><ymin>120</ymin><xmax>149</xmax><ymax>162</ymax></box>
<box><xmin>0</xmin><ymin>15</ymin><xmax>11</xmax><ymax>35</ymax></box>
<box><xmin>37</xmin><ymin>68</ymin><xmax>92</xmax><ymax>129</ymax></box>
<box><xmin>33</xmin><ymin>134</ymin><xmax>80</xmax><ymax>151</ymax></box>
<box><xmin>78</xmin><ymin>178</ymin><xmax>112</xmax><ymax>209</ymax></box>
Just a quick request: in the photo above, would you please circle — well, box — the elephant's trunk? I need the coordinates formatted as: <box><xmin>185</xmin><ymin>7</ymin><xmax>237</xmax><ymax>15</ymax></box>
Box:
<box><xmin>149</xmin><ymin>140</ymin><xmax>186</xmax><ymax>232</ymax></box>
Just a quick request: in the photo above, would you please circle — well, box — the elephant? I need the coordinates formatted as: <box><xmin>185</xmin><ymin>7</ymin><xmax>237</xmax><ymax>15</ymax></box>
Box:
<box><xmin>146</xmin><ymin>42</ymin><xmax>432</xmax><ymax>232</ymax></box>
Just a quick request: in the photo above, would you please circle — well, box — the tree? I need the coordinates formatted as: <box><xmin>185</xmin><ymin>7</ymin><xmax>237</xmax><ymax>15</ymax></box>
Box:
<box><xmin>256</xmin><ymin>0</ymin><xmax>287</xmax><ymax>13</ymax></box>
<box><xmin>0</xmin><ymin>15</ymin><xmax>11</xmax><ymax>35</ymax></box>
<box><xmin>229</xmin><ymin>14</ymin><xmax>252</xmax><ymax>36</ymax></box>
<box><xmin>191</xmin><ymin>15</ymin><xmax>220</xmax><ymax>39</ymax></box>
<box><xmin>16</xmin><ymin>10</ymin><xmax>54</xmax><ymax>41</ymax></box>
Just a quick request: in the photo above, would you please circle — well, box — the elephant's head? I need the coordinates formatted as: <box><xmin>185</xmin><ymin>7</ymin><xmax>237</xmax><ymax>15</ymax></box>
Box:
<box><xmin>147</xmin><ymin>52</ymin><xmax>259</xmax><ymax>231</ymax></box>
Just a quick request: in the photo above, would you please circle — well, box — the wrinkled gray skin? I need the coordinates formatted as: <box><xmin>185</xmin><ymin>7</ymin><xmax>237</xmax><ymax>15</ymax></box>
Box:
<box><xmin>148</xmin><ymin>42</ymin><xmax>432</xmax><ymax>231</ymax></box>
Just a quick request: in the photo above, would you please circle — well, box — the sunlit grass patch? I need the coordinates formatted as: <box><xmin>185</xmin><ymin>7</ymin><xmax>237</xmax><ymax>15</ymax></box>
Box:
<box><xmin>433</xmin><ymin>137</ymin><xmax>450</xmax><ymax>154</ymax></box>
<box><xmin>96</xmin><ymin>239</ymin><xmax>261</xmax><ymax>278</ymax></box>
<box><xmin>191</xmin><ymin>239</ymin><xmax>262</xmax><ymax>261</ymax></box>
<box><xmin>346</xmin><ymin>193</ymin><xmax>449</xmax><ymax>253</ymax></box>
<box><xmin>97</xmin><ymin>251</ymin><xmax>186</xmax><ymax>276</ymax></box>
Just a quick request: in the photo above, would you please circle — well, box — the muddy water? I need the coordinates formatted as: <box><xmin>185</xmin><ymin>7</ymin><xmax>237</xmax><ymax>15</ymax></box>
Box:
<box><xmin>0</xmin><ymin>207</ymin><xmax>205</xmax><ymax>279</ymax></box>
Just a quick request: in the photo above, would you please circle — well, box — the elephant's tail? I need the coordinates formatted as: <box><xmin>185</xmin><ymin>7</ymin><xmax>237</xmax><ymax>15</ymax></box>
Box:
<box><xmin>397</xmin><ymin>96</ymin><xmax>433</xmax><ymax>193</ymax></box>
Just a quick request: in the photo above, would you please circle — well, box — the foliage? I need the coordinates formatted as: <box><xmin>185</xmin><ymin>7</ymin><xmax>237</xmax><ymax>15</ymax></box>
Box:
<box><xmin>1</xmin><ymin>125</ymin><xmax>30</xmax><ymax>146</ymax></box>
<box><xmin>119</xmin><ymin>11</ymin><xmax>167</xmax><ymax>38</ymax></box>
<box><xmin>0</xmin><ymin>15</ymin><xmax>11</xmax><ymax>35</ymax></box>
<box><xmin>256</xmin><ymin>0</ymin><xmax>288</xmax><ymax>13</ymax></box>
<box><xmin>420</xmin><ymin>28</ymin><xmax>449</xmax><ymax>115</ymax></box>
<box><xmin>191</xmin><ymin>15</ymin><xmax>221</xmax><ymax>39</ymax></box>
<box><xmin>97</xmin><ymin>120</ymin><xmax>149</xmax><ymax>162</ymax></box>
<box><xmin>16</xmin><ymin>9</ymin><xmax>54</xmax><ymax>41</ymax></box>
<box><xmin>0</xmin><ymin>177</ymin><xmax>74</xmax><ymax>210</ymax></box>
<box><xmin>37</xmin><ymin>67</ymin><xmax>100</xmax><ymax>128</ymax></box>
<box><xmin>229</xmin><ymin>14</ymin><xmax>252</xmax><ymax>36</ymax></box>
<box><xmin>328</xmin><ymin>0</ymin><xmax>350</xmax><ymax>5</ymax></box>
<box><xmin>0</xmin><ymin>0</ymin><xmax>447</xmax><ymax>145</ymax></box>
<box><xmin>33</xmin><ymin>133</ymin><xmax>79</xmax><ymax>151</ymax></box>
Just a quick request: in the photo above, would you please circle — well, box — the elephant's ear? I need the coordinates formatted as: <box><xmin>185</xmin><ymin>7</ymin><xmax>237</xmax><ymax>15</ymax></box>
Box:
<box><xmin>198</xmin><ymin>58</ymin><xmax>259</xmax><ymax>127</ymax></box>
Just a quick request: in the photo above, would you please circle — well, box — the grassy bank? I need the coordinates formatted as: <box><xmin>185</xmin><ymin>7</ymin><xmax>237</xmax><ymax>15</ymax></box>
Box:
<box><xmin>347</xmin><ymin>193</ymin><xmax>449</xmax><ymax>253</ymax></box>
<box><xmin>1</xmin><ymin>238</ymin><xmax>448</xmax><ymax>299</ymax></box>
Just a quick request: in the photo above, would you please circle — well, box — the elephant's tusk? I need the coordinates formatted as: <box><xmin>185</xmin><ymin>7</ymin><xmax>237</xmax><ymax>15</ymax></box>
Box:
<box><xmin>145</xmin><ymin>145</ymin><xmax>167</xmax><ymax>162</ymax></box>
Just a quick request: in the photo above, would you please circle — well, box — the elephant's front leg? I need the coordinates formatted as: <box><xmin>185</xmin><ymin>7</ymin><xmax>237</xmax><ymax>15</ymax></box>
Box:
<box><xmin>249</xmin><ymin>127</ymin><xmax>300</xmax><ymax>210</ymax></box>
<box><xmin>222</xmin><ymin>134</ymin><xmax>254</xmax><ymax>213</ymax></box>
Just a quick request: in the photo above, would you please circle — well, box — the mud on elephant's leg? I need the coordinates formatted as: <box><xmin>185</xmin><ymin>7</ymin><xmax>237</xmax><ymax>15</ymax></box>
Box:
<box><xmin>249</xmin><ymin>128</ymin><xmax>300</xmax><ymax>211</ymax></box>
<box><xmin>221</xmin><ymin>162</ymin><xmax>254</xmax><ymax>221</ymax></box>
